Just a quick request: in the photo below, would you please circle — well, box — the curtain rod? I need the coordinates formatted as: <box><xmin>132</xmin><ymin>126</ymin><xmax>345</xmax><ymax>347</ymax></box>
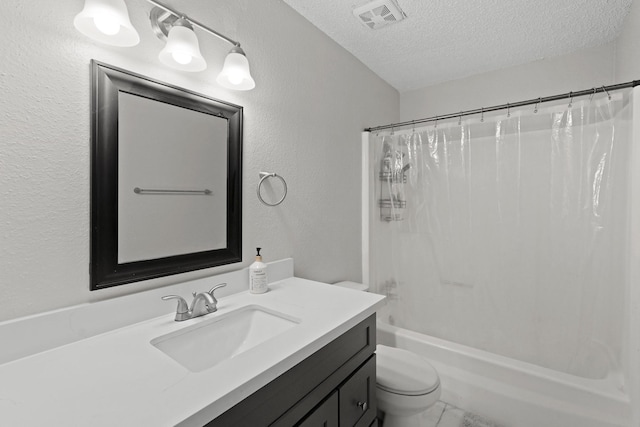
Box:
<box><xmin>364</xmin><ymin>80</ymin><xmax>640</xmax><ymax>133</ymax></box>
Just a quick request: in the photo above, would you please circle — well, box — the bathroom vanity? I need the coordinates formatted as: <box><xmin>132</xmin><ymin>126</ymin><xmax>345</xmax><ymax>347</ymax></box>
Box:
<box><xmin>0</xmin><ymin>259</ymin><xmax>384</xmax><ymax>426</ymax></box>
<box><xmin>209</xmin><ymin>314</ymin><xmax>377</xmax><ymax>427</ymax></box>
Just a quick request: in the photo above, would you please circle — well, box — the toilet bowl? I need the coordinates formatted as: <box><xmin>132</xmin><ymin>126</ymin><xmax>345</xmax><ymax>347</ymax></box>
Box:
<box><xmin>376</xmin><ymin>344</ymin><xmax>441</xmax><ymax>427</ymax></box>
<box><xmin>333</xmin><ymin>282</ymin><xmax>441</xmax><ymax>427</ymax></box>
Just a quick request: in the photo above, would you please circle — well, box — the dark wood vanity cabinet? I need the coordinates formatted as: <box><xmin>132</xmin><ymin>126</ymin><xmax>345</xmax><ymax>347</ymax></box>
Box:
<box><xmin>338</xmin><ymin>356</ymin><xmax>376</xmax><ymax>427</ymax></box>
<box><xmin>296</xmin><ymin>355</ymin><xmax>376</xmax><ymax>427</ymax></box>
<box><xmin>297</xmin><ymin>391</ymin><xmax>339</xmax><ymax>427</ymax></box>
<box><xmin>205</xmin><ymin>314</ymin><xmax>377</xmax><ymax>427</ymax></box>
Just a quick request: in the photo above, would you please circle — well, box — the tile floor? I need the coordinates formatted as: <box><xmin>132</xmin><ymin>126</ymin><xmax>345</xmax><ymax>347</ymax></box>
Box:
<box><xmin>385</xmin><ymin>400</ymin><xmax>503</xmax><ymax>427</ymax></box>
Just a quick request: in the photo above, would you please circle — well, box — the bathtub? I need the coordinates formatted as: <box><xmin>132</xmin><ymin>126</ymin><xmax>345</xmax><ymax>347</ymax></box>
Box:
<box><xmin>376</xmin><ymin>321</ymin><xmax>632</xmax><ymax>427</ymax></box>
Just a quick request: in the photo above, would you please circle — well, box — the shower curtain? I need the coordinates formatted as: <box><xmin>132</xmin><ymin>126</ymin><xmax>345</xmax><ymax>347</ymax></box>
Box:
<box><xmin>371</xmin><ymin>90</ymin><xmax>632</xmax><ymax>380</ymax></box>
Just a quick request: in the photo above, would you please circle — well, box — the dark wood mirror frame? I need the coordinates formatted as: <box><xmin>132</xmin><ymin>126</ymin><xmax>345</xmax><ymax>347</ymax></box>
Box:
<box><xmin>90</xmin><ymin>60</ymin><xmax>242</xmax><ymax>290</ymax></box>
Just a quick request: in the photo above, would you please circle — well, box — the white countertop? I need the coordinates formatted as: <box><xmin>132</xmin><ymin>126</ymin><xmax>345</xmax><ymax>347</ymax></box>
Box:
<box><xmin>0</xmin><ymin>276</ymin><xmax>384</xmax><ymax>426</ymax></box>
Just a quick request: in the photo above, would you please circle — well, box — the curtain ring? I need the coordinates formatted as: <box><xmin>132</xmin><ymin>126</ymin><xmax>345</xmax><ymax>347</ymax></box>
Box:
<box><xmin>589</xmin><ymin>87</ymin><xmax>596</xmax><ymax>102</ymax></box>
<box><xmin>568</xmin><ymin>91</ymin><xmax>573</xmax><ymax>109</ymax></box>
<box><xmin>458</xmin><ymin>111</ymin><xmax>463</xmax><ymax>126</ymax></box>
<box><xmin>534</xmin><ymin>98</ymin><xmax>540</xmax><ymax>114</ymax></box>
<box><xmin>257</xmin><ymin>172</ymin><xmax>287</xmax><ymax>207</ymax></box>
<box><xmin>602</xmin><ymin>85</ymin><xmax>611</xmax><ymax>100</ymax></box>
<box><xmin>507</xmin><ymin>103</ymin><xmax>511</xmax><ymax>118</ymax></box>
<box><xmin>480</xmin><ymin>108</ymin><xmax>484</xmax><ymax>122</ymax></box>
<box><xmin>391</xmin><ymin>126</ymin><xmax>395</xmax><ymax>136</ymax></box>
<box><xmin>434</xmin><ymin>115</ymin><xmax>438</xmax><ymax>128</ymax></box>
<box><xmin>412</xmin><ymin>120</ymin><xmax>416</xmax><ymax>133</ymax></box>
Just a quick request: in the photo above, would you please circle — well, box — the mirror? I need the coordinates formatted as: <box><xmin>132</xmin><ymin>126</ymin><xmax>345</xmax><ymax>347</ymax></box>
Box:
<box><xmin>90</xmin><ymin>60</ymin><xmax>242</xmax><ymax>290</ymax></box>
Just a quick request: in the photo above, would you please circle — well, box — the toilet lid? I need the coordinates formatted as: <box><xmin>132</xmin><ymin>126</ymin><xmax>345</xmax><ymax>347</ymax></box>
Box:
<box><xmin>376</xmin><ymin>344</ymin><xmax>440</xmax><ymax>396</ymax></box>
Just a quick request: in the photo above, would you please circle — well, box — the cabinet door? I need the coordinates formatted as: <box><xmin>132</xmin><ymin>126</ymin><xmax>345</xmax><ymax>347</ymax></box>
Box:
<box><xmin>297</xmin><ymin>391</ymin><xmax>339</xmax><ymax>427</ymax></box>
<box><xmin>339</xmin><ymin>355</ymin><xmax>376</xmax><ymax>427</ymax></box>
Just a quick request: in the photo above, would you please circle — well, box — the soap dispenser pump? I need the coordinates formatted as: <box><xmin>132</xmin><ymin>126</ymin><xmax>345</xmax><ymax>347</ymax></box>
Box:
<box><xmin>249</xmin><ymin>247</ymin><xmax>268</xmax><ymax>294</ymax></box>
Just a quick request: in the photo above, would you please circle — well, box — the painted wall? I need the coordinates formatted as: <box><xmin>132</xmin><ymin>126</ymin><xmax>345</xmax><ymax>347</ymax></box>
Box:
<box><xmin>615</xmin><ymin>0</ymin><xmax>640</xmax><ymax>81</ymax></box>
<box><xmin>400</xmin><ymin>43</ymin><xmax>616</xmax><ymax>122</ymax></box>
<box><xmin>0</xmin><ymin>0</ymin><xmax>399</xmax><ymax>322</ymax></box>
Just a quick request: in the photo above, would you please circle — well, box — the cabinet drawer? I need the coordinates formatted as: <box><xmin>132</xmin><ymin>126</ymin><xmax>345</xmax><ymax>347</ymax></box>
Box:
<box><xmin>339</xmin><ymin>355</ymin><xmax>376</xmax><ymax>427</ymax></box>
<box><xmin>297</xmin><ymin>391</ymin><xmax>339</xmax><ymax>427</ymax></box>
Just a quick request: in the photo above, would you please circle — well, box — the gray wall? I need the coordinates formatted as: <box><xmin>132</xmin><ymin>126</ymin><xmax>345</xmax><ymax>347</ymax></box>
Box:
<box><xmin>400</xmin><ymin>43</ymin><xmax>617</xmax><ymax>121</ymax></box>
<box><xmin>0</xmin><ymin>0</ymin><xmax>399</xmax><ymax>322</ymax></box>
<box><xmin>615</xmin><ymin>0</ymin><xmax>640</xmax><ymax>81</ymax></box>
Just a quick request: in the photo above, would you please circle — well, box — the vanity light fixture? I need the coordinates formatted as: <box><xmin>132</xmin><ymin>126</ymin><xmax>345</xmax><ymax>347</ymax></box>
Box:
<box><xmin>74</xmin><ymin>0</ymin><xmax>140</xmax><ymax>47</ymax></box>
<box><xmin>74</xmin><ymin>0</ymin><xmax>256</xmax><ymax>90</ymax></box>
<box><xmin>216</xmin><ymin>46</ymin><xmax>256</xmax><ymax>91</ymax></box>
<box><xmin>157</xmin><ymin>17</ymin><xmax>206</xmax><ymax>72</ymax></box>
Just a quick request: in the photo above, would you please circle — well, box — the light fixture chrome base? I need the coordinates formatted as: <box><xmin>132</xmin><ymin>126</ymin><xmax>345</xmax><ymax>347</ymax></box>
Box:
<box><xmin>228</xmin><ymin>45</ymin><xmax>246</xmax><ymax>56</ymax></box>
<box><xmin>150</xmin><ymin>6</ymin><xmax>192</xmax><ymax>40</ymax></box>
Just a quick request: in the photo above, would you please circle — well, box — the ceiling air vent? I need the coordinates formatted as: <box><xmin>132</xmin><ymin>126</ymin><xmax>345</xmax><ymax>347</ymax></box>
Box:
<box><xmin>353</xmin><ymin>0</ymin><xmax>407</xmax><ymax>30</ymax></box>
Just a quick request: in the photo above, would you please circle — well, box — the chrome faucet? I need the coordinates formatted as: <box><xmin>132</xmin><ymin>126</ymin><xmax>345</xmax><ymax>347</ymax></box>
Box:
<box><xmin>162</xmin><ymin>283</ymin><xmax>227</xmax><ymax>321</ymax></box>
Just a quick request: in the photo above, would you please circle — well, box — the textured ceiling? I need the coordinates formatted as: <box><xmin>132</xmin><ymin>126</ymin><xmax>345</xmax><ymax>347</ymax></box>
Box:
<box><xmin>282</xmin><ymin>0</ymin><xmax>633</xmax><ymax>92</ymax></box>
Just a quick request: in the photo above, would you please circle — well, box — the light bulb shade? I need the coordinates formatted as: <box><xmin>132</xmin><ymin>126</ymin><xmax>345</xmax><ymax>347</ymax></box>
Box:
<box><xmin>158</xmin><ymin>24</ymin><xmax>207</xmax><ymax>72</ymax></box>
<box><xmin>216</xmin><ymin>47</ymin><xmax>256</xmax><ymax>91</ymax></box>
<box><xmin>74</xmin><ymin>0</ymin><xmax>140</xmax><ymax>47</ymax></box>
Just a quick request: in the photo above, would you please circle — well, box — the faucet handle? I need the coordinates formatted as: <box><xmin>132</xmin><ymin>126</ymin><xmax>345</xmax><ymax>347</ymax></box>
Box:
<box><xmin>208</xmin><ymin>283</ymin><xmax>227</xmax><ymax>304</ymax></box>
<box><xmin>161</xmin><ymin>295</ymin><xmax>189</xmax><ymax>321</ymax></box>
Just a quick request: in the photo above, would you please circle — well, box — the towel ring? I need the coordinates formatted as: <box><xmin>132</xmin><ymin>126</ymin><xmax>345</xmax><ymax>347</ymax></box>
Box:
<box><xmin>257</xmin><ymin>172</ymin><xmax>287</xmax><ymax>206</ymax></box>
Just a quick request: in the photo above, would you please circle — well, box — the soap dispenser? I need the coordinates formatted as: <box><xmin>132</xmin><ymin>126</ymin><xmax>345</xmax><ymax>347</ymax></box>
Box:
<box><xmin>249</xmin><ymin>247</ymin><xmax>268</xmax><ymax>294</ymax></box>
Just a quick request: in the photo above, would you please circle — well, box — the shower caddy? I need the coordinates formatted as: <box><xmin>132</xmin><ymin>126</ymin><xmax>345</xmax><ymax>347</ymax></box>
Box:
<box><xmin>378</xmin><ymin>144</ymin><xmax>408</xmax><ymax>221</ymax></box>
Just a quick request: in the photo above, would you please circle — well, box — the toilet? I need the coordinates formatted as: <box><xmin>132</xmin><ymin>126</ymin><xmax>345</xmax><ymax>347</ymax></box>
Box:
<box><xmin>334</xmin><ymin>282</ymin><xmax>441</xmax><ymax>427</ymax></box>
<box><xmin>375</xmin><ymin>344</ymin><xmax>441</xmax><ymax>427</ymax></box>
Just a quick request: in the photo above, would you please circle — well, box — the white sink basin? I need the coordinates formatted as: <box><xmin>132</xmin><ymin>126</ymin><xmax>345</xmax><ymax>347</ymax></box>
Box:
<box><xmin>151</xmin><ymin>305</ymin><xmax>299</xmax><ymax>372</ymax></box>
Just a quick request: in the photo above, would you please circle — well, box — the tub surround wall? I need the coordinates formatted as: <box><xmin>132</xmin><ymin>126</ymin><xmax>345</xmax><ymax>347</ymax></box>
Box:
<box><xmin>615</xmin><ymin>7</ymin><xmax>640</xmax><ymax>427</ymax></box>
<box><xmin>626</xmin><ymin>87</ymin><xmax>640</xmax><ymax>427</ymax></box>
<box><xmin>0</xmin><ymin>1</ymin><xmax>399</xmax><ymax>322</ymax></box>
<box><xmin>386</xmin><ymin>15</ymin><xmax>640</xmax><ymax>426</ymax></box>
<box><xmin>372</xmin><ymin>42</ymin><xmax>623</xmax><ymax>345</ymax></box>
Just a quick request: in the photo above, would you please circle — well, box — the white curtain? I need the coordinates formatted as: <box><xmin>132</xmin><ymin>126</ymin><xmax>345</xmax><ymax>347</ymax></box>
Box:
<box><xmin>371</xmin><ymin>90</ymin><xmax>632</xmax><ymax>380</ymax></box>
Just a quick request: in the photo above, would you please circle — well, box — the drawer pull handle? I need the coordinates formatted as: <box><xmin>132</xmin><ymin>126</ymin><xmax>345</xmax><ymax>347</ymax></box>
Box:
<box><xmin>357</xmin><ymin>401</ymin><xmax>368</xmax><ymax>412</ymax></box>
